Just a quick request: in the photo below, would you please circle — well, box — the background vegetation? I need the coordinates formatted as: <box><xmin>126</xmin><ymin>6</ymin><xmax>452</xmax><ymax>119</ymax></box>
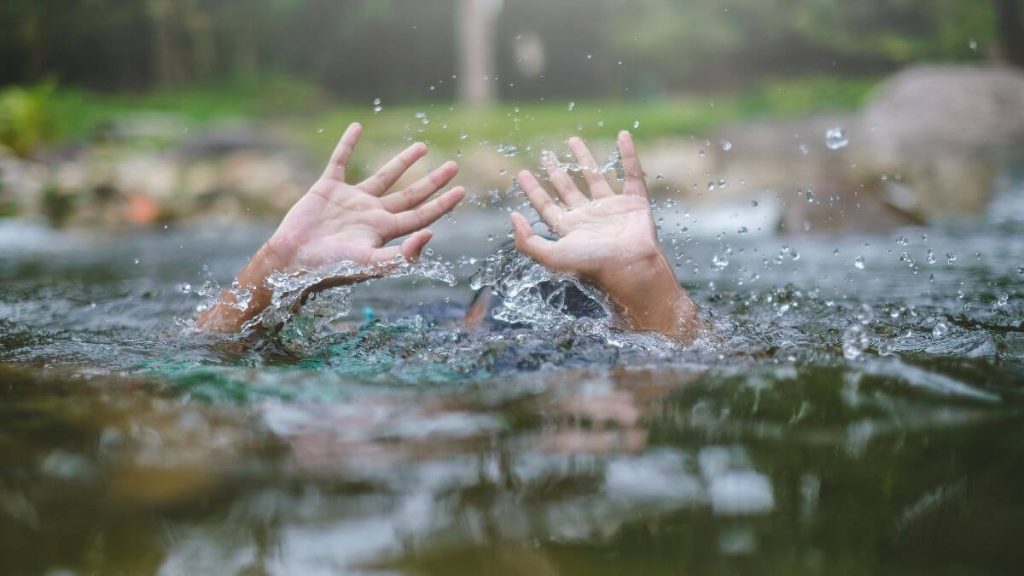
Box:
<box><xmin>0</xmin><ymin>0</ymin><xmax>1018</xmax><ymax>156</ymax></box>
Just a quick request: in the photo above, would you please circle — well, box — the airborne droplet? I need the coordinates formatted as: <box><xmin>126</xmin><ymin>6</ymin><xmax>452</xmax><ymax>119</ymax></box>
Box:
<box><xmin>825</xmin><ymin>127</ymin><xmax>849</xmax><ymax>150</ymax></box>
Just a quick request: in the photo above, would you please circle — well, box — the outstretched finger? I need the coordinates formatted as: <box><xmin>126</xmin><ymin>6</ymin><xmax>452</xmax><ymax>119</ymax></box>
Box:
<box><xmin>517</xmin><ymin>169</ymin><xmax>564</xmax><ymax>231</ymax></box>
<box><xmin>391</xmin><ymin>186</ymin><xmax>466</xmax><ymax>238</ymax></box>
<box><xmin>567</xmin><ymin>137</ymin><xmax>616</xmax><ymax>199</ymax></box>
<box><xmin>511</xmin><ymin>212</ymin><xmax>562</xmax><ymax>269</ymax></box>
<box><xmin>358</xmin><ymin>142</ymin><xmax>429</xmax><ymax>196</ymax></box>
<box><xmin>542</xmin><ymin>152</ymin><xmax>588</xmax><ymax>207</ymax></box>
<box><xmin>381</xmin><ymin>161</ymin><xmax>459</xmax><ymax>212</ymax></box>
<box><xmin>370</xmin><ymin>230</ymin><xmax>434</xmax><ymax>264</ymax></box>
<box><xmin>618</xmin><ymin>130</ymin><xmax>648</xmax><ymax>198</ymax></box>
<box><xmin>323</xmin><ymin>123</ymin><xmax>362</xmax><ymax>181</ymax></box>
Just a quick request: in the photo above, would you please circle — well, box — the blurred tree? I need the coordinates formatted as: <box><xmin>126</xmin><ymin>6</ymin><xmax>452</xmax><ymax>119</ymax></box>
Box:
<box><xmin>0</xmin><ymin>0</ymin><xmax>1011</xmax><ymax>101</ymax></box>
<box><xmin>997</xmin><ymin>0</ymin><xmax>1024</xmax><ymax>66</ymax></box>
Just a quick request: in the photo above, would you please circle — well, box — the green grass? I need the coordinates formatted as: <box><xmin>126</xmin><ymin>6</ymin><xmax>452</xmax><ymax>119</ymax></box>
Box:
<box><xmin>37</xmin><ymin>75</ymin><xmax>877</xmax><ymax>155</ymax></box>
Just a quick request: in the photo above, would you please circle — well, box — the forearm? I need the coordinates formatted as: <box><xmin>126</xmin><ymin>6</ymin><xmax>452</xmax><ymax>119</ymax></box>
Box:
<box><xmin>195</xmin><ymin>242</ymin><xmax>284</xmax><ymax>332</ymax></box>
<box><xmin>593</xmin><ymin>253</ymin><xmax>700</xmax><ymax>343</ymax></box>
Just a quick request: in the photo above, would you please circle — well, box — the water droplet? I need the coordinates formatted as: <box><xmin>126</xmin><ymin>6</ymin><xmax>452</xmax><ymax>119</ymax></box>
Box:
<box><xmin>995</xmin><ymin>292</ymin><xmax>1009</xmax><ymax>308</ymax></box>
<box><xmin>969</xmin><ymin>38</ymin><xmax>978</xmax><ymax>52</ymax></box>
<box><xmin>373</xmin><ymin>97</ymin><xmax>383</xmax><ymax>113</ymax></box>
<box><xmin>854</xmin><ymin>256</ymin><xmax>865</xmax><ymax>270</ymax></box>
<box><xmin>825</xmin><ymin>127</ymin><xmax>849</xmax><ymax>150</ymax></box>
<box><xmin>806</xmin><ymin>190</ymin><xmax>815</xmax><ymax>203</ymax></box>
<box><xmin>720</xmin><ymin>139</ymin><xmax>733</xmax><ymax>151</ymax></box>
<box><xmin>567</xmin><ymin>101</ymin><xmax>576</xmax><ymax>112</ymax></box>
<box><xmin>317</xmin><ymin>127</ymin><xmax>325</xmax><ymax>135</ymax></box>
<box><xmin>633</xmin><ymin>120</ymin><xmax>640</xmax><ymax>129</ymax></box>
<box><xmin>711</xmin><ymin>254</ymin><xmax>730</xmax><ymax>270</ymax></box>
<box><xmin>751</xmin><ymin>200</ymin><xmax>759</xmax><ymax>207</ymax></box>
<box><xmin>414</xmin><ymin>111</ymin><xmax>429</xmax><ymax>125</ymax></box>
<box><xmin>843</xmin><ymin>324</ymin><xmax>868</xmax><ymax>360</ymax></box>
<box><xmin>586</xmin><ymin>53</ymin><xmax>593</xmax><ymax>60</ymax></box>
<box><xmin>945</xmin><ymin>253</ymin><xmax>957</xmax><ymax>265</ymax></box>
<box><xmin>932</xmin><ymin>321</ymin><xmax>949</xmax><ymax>338</ymax></box>
<box><xmin>926</xmin><ymin>249</ymin><xmax>936</xmax><ymax>264</ymax></box>
<box><xmin>737</xmin><ymin>226</ymin><xmax>748</xmax><ymax>234</ymax></box>
<box><xmin>133</xmin><ymin>258</ymin><xmax>140</xmax><ymax>265</ymax></box>
<box><xmin>799</xmin><ymin>143</ymin><xmax>809</xmax><ymax>155</ymax></box>
<box><xmin>459</xmin><ymin>132</ymin><xmax>468</xmax><ymax>141</ymax></box>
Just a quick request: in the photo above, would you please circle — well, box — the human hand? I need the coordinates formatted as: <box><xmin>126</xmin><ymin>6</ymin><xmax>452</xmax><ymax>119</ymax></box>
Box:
<box><xmin>199</xmin><ymin>123</ymin><xmax>464</xmax><ymax>332</ymax></box>
<box><xmin>511</xmin><ymin>131</ymin><xmax>698</xmax><ymax>340</ymax></box>
<box><xmin>266</xmin><ymin>122</ymin><xmax>464</xmax><ymax>273</ymax></box>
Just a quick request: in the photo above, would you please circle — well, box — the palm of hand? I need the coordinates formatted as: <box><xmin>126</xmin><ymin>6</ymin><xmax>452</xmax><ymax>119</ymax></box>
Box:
<box><xmin>264</xmin><ymin>125</ymin><xmax>463</xmax><ymax>274</ymax></box>
<box><xmin>546</xmin><ymin>194</ymin><xmax>658</xmax><ymax>276</ymax></box>
<box><xmin>511</xmin><ymin>133</ymin><xmax>662</xmax><ymax>281</ymax></box>
<box><xmin>275</xmin><ymin>182</ymin><xmax>399</xmax><ymax>270</ymax></box>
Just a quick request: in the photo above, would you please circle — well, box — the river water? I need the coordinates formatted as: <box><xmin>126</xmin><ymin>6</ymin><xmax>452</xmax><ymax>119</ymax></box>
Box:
<box><xmin>1</xmin><ymin>173</ymin><xmax>1022</xmax><ymax>575</ymax></box>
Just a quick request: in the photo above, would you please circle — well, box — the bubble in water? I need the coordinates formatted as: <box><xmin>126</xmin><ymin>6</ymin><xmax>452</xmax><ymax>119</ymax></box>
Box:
<box><xmin>825</xmin><ymin>127</ymin><xmax>849</xmax><ymax>150</ymax></box>
<box><xmin>373</xmin><ymin>97</ymin><xmax>382</xmax><ymax>113</ymax></box>
<box><xmin>855</xmin><ymin>304</ymin><xmax>874</xmax><ymax>325</ymax></box>
<box><xmin>932</xmin><ymin>321</ymin><xmax>949</xmax><ymax>338</ymax></box>
<box><xmin>567</xmin><ymin>101</ymin><xmax>576</xmax><ymax>112</ymax></box>
<box><xmin>843</xmin><ymin>324</ymin><xmax>868</xmax><ymax>360</ymax></box>
<box><xmin>854</xmin><ymin>256</ymin><xmax>865</xmax><ymax>270</ymax></box>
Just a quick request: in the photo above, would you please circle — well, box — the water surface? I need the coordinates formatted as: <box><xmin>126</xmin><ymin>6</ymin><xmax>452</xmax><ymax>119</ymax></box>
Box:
<box><xmin>1</xmin><ymin>177</ymin><xmax>1023</xmax><ymax>575</ymax></box>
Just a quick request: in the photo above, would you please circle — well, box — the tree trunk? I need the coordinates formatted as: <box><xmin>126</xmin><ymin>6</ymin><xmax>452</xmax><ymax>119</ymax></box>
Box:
<box><xmin>997</xmin><ymin>0</ymin><xmax>1024</xmax><ymax>67</ymax></box>
<box><xmin>457</xmin><ymin>0</ymin><xmax>499</xmax><ymax>106</ymax></box>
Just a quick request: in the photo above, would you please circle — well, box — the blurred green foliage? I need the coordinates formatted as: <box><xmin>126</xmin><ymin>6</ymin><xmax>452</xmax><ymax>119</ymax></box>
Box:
<box><xmin>0</xmin><ymin>83</ymin><xmax>54</xmax><ymax>156</ymax></box>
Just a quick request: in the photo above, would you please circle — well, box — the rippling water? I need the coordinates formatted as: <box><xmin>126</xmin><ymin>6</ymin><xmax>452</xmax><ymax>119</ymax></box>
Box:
<box><xmin>1</xmin><ymin>174</ymin><xmax>1023</xmax><ymax>575</ymax></box>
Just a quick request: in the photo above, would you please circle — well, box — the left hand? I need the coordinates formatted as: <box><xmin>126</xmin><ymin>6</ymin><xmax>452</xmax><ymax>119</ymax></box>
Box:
<box><xmin>199</xmin><ymin>122</ymin><xmax>464</xmax><ymax>332</ymax></box>
<box><xmin>266</xmin><ymin>122</ymin><xmax>464</xmax><ymax>273</ymax></box>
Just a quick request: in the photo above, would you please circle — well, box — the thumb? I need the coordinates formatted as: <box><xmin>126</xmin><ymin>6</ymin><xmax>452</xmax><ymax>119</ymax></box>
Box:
<box><xmin>511</xmin><ymin>212</ymin><xmax>558</xmax><ymax>268</ymax></box>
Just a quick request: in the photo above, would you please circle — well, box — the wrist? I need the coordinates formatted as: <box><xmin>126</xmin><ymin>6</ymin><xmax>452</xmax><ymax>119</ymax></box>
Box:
<box><xmin>590</xmin><ymin>249</ymin><xmax>699</xmax><ymax>341</ymax></box>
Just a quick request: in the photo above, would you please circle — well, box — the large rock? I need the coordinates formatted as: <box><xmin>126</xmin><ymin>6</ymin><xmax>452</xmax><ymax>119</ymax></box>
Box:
<box><xmin>857</xmin><ymin>65</ymin><xmax>1024</xmax><ymax>220</ymax></box>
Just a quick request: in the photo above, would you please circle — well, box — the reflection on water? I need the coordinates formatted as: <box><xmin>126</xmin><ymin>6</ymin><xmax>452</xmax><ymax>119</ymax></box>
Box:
<box><xmin>1</xmin><ymin>176</ymin><xmax>1023</xmax><ymax>574</ymax></box>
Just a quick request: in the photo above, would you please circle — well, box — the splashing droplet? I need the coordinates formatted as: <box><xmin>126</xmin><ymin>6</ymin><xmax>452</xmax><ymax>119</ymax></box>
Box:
<box><xmin>854</xmin><ymin>256</ymin><xmax>865</xmax><ymax>270</ymax></box>
<box><xmin>932</xmin><ymin>321</ymin><xmax>949</xmax><ymax>338</ymax></box>
<box><xmin>825</xmin><ymin>127</ymin><xmax>849</xmax><ymax>150</ymax></box>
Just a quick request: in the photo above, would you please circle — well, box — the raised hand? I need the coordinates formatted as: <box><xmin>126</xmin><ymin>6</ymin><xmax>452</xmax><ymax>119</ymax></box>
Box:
<box><xmin>199</xmin><ymin>123</ymin><xmax>464</xmax><ymax>332</ymax></box>
<box><xmin>267</xmin><ymin>122</ymin><xmax>464</xmax><ymax>272</ymax></box>
<box><xmin>511</xmin><ymin>131</ymin><xmax>699</xmax><ymax>341</ymax></box>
